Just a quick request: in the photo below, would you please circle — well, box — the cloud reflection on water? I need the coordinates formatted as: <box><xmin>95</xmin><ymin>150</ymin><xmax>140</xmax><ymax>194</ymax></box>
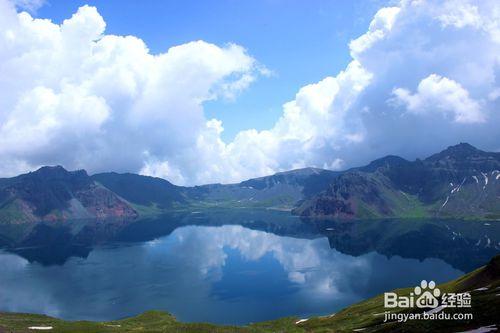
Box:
<box><xmin>0</xmin><ymin>225</ymin><xmax>462</xmax><ymax>324</ymax></box>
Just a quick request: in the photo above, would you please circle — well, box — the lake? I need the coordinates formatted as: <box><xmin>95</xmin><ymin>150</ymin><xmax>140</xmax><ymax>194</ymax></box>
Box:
<box><xmin>0</xmin><ymin>210</ymin><xmax>498</xmax><ymax>325</ymax></box>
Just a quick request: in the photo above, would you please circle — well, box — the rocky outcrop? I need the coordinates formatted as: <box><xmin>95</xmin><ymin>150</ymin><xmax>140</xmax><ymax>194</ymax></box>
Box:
<box><xmin>294</xmin><ymin>143</ymin><xmax>500</xmax><ymax>219</ymax></box>
<box><xmin>0</xmin><ymin>166</ymin><xmax>137</xmax><ymax>223</ymax></box>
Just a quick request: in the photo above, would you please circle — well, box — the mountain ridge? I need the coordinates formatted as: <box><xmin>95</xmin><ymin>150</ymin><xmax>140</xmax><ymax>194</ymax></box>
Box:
<box><xmin>294</xmin><ymin>143</ymin><xmax>500</xmax><ymax>219</ymax></box>
<box><xmin>0</xmin><ymin>143</ymin><xmax>498</xmax><ymax>223</ymax></box>
<box><xmin>0</xmin><ymin>166</ymin><xmax>138</xmax><ymax>223</ymax></box>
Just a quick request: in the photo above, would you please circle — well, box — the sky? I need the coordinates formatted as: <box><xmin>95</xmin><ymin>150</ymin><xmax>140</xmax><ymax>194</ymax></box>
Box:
<box><xmin>0</xmin><ymin>0</ymin><xmax>499</xmax><ymax>185</ymax></box>
<box><xmin>34</xmin><ymin>0</ymin><xmax>388</xmax><ymax>141</ymax></box>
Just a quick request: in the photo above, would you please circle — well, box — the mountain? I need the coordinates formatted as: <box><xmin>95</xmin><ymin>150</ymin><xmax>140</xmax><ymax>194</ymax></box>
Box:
<box><xmin>239</xmin><ymin>167</ymin><xmax>339</xmax><ymax>197</ymax></box>
<box><xmin>0</xmin><ymin>166</ymin><xmax>340</xmax><ymax>223</ymax></box>
<box><xmin>184</xmin><ymin>167</ymin><xmax>339</xmax><ymax>208</ymax></box>
<box><xmin>91</xmin><ymin>172</ymin><xmax>187</xmax><ymax>214</ymax></box>
<box><xmin>293</xmin><ymin>143</ymin><xmax>500</xmax><ymax>219</ymax></box>
<box><xmin>0</xmin><ymin>143</ymin><xmax>498</xmax><ymax>223</ymax></box>
<box><xmin>0</xmin><ymin>166</ymin><xmax>137</xmax><ymax>223</ymax></box>
<box><xmin>91</xmin><ymin>168</ymin><xmax>338</xmax><ymax>212</ymax></box>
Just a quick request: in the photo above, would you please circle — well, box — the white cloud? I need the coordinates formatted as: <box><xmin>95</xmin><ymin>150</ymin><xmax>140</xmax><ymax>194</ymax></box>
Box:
<box><xmin>140</xmin><ymin>159</ymin><xmax>185</xmax><ymax>185</ymax></box>
<box><xmin>488</xmin><ymin>88</ymin><xmax>500</xmax><ymax>101</ymax></box>
<box><xmin>437</xmin><ymin>2</ymin><xmax>481</xmax><ymax>29</ymax></box>
<box><xmin>349</xmin><ymin>6</ymin><xmax>401</xmax><ymax>58</ymax></box>
<box><xmin>0</xmin><ymin>0</ymin><xmax>499</xmax><ymax>184</ymax></box>
<box><xmin>391</xmin><ymin>74</ymin><xmax>485</xmax><ymax>123</ymax></box>
<box><xmin>434</xmin><ymin>0</ymin><xmax>500</xmax><ymax>43</ymax></box>
<box><xmin>0</xmin><ymin>1</ymin><xmax>260</xmax><ymax>182</ymax></box>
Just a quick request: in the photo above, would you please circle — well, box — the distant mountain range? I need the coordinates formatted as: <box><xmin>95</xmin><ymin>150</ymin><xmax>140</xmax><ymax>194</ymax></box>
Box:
<box><xmin>0</xmin><ymin>143</ymin><xmax>499</xmax><ymax>223</ymax></box>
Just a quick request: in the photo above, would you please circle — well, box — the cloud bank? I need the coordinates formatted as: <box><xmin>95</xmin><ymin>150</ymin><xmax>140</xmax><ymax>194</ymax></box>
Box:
<box><xmin>0</xmin><ymin>0</ymin><xmax>499</xmax><ymax>185</ymax></box>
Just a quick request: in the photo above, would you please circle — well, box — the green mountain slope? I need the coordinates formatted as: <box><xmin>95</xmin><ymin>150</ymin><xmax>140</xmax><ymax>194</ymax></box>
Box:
<box><xmin>92</xmin><ymin>168</ymin><xmax>339</xmax><ymax>212</ymax></box>
<box><xmin>294</xmin><ymin>143</ymin><xmax>500</xmax><ymax>219</ymax></box>
<box><xmin>91</xmin><ymin>172</ymin><xmax>187</xmax><ymax>213</ymax></box>
<box><xmin>186</xmin><ymin>167</ymin><xmax>339</xmax><ymax>209</ymax></box>
<box><xmin>292</xmin><ymin>171</ymin><xmax>424</xmax><ymax>218</ymax></box>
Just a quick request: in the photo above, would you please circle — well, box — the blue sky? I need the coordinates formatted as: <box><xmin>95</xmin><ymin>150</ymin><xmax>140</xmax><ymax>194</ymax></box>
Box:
<box><xmin>1</xmin><ymin>0</ymin><xmax>499</xmax><ymax>184</ymax></box>
<box><xmin>35</xmin><ymin>0</ymin><xmax>387</xmax><ymax>141</ymax></box>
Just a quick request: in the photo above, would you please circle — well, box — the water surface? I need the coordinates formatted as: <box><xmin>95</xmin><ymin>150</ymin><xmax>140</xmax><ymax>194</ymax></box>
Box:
<box><xmin>0</xmin><ymin>211</ymin><xmax>498</xmax><ymax>325</ymax></box>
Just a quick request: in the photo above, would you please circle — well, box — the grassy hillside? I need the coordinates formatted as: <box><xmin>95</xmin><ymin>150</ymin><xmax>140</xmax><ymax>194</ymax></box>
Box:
<box><xmin>92</xmin><ymin>173</ymin><xmax>187</xmax><ymax>209</ymax></box>
<box><xmin>1</xmin><ymin>254</ymin><xmax>498</xmax><ymax>333</ymax></box>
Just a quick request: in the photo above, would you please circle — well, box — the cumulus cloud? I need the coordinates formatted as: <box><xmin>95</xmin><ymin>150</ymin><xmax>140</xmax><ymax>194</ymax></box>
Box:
<box><xmin>334</xmin><ymin>0</ymin><xmax>500</xmax><ymax>166</ymax></box>
<box><xmin>0</xmin><ymin>1</ymin><xmax>261</xmax><ymax>182</ymax></box>
<box><xmin>392</xmin><ymin>74</ymin><xmax>485</xmax><ymax>123</ymax></box>
<box><xmin>0</xmin><ymin>0</ymin><xmax>499</xmax><ymax>184</ymax></box>
<box><xmin>349</xmin><ymin>6</ymin><xmax>401</xmax><ymax>57</ymax></box>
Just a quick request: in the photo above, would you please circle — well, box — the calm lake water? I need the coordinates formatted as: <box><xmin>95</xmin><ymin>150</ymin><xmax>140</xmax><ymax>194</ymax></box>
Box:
<box><xmin>0</xmin><ymin>210</ymin><xmax>498</xmax><ymax>325</ymax></box>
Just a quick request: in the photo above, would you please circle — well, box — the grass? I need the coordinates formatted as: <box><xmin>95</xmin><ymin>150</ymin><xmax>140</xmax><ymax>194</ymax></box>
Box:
<box><xmin>130</xmin><ymin>203</ymin><xmax>166</xmax><ymax>217</ymax></box>
<box><xmin>1</xmin><ymin>255</ymin><xmax>499</xmax><ymax>333</ymax></box>
<box><xmin>0</xmin><ymin>311</ymin><xmax>296</xmax><ymax>333</ymax></box>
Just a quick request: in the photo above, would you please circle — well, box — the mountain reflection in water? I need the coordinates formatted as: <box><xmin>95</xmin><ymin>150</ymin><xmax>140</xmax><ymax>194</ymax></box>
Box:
<box><xmin>0</xmin><ymin>210</ymin><xmax>498</xmax><ymax>324</ymax></box>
